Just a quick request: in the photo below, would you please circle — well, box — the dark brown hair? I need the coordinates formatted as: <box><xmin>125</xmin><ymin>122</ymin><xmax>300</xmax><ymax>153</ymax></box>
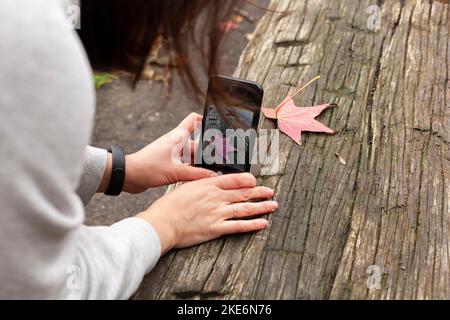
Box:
<box><xmin>78</xmin><ymin>0</ymin><xmax>238</xmax><ymax>95</ymax></box>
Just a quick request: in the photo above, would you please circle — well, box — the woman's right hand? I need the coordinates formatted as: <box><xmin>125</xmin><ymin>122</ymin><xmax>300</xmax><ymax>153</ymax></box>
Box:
<box><xmin>136</xmin><ymin>173</ymin><xmax>277</xmax><ymax>255</ymax></box>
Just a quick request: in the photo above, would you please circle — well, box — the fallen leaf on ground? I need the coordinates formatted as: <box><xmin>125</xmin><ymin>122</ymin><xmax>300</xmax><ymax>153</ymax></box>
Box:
<box><xmin>233</xmin><ymin>15</ymin><xmax>244</xmax><ymax>24</ymax></box>
<box><xmin>234</xmin><ymin>9</ymin><xmax>255</xmax><ymax>23</ymax></box>
<box><xmin>335</xmin><ymin>153</ymin><xmax>347</xmax><ymax>166</ymax></box>
<box><xmin>142</xmin><ymin>65</ymin><xmax>172</xmax><ymax>97</ymax></box>
<box><xmin>262</xmin><ymin>76</ymin><xmax>336</xmax><ymax>144</ymax></box>
<box><xmin>142</xmin><ymin>68</ymin><xmax>156</xmax><ymax>80</ymax></box>
<box><xmin>219</xmin><ymin>21</ymin><xmax>239</xmax><ymax>33</ymax></box>
<box><xmin>142</xmin><ymin>67</ymin><xmax>165</xmax><ymax>81</ymax></box>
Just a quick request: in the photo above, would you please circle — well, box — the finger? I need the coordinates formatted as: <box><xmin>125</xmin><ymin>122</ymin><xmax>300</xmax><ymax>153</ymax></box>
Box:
<box><xmin>176</xmin><ymin>165</ymin><xmax>217</xmax><ymax>181</ymax></box>
<box><xmin>209</xmin><ymin>173</ymin><xmax>257</xmax><ymax>190</ymax></box>
<box><xmin>177</xmin><ymin>112</ymin><xmax>203</xmax><ymax>134</ymax></box>
<box><xmin>222</xmin><ymin>201</ymin><xmax>278</xmax><ymax>220</ymax></box>
<box><xmin>223</xmin><ymin>186</ymin><xmax>274</xmax><ymax>203</ymax></box>
<box><xmin>189</xmin><ymin>140</ymin><xmax>200</xmax><ymax>164</ymax></box>
<box><xmin>213</xmin><ymin>219</ymin><xmax>269</xmax><ymax>236</ymax></box>
<box><xmin>180</xmin><ymin>139</ymin><xmax>198</xmax><ymax>164</ymax></box>
<box><xmin>188</xmin><ymin>140</ymin><xmax>198</xmax><ymax>157</ymax></box>
<box><xmin>184</xmin><ymin>139</ymin><xmax>198</xmax><ymax>163</ymax></box>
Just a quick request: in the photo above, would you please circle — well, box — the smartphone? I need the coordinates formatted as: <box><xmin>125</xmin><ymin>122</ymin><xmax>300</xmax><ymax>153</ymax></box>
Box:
<box><xmin>196</xmin><ymin>75</ymin><xmax>264</xmax><ymax>174</ymax></box>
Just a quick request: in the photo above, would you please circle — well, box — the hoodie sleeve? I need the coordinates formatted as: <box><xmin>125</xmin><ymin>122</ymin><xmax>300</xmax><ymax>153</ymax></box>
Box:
<box><xmin>76</xmin><ymin>146</ymin><xmax>108</xmax><ymax>205</ymax></box>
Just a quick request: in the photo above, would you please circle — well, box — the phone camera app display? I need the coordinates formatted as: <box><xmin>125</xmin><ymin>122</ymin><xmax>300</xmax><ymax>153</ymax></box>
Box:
<box><xmin>198</xmin><ymin>76</ymin><xmax>263</xmax><ymax>174</ymax></box>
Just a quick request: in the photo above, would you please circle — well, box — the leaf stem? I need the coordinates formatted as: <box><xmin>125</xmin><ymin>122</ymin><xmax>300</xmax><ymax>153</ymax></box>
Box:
<box><xmin>274</xmin><ymin>75</ymin><xmax>321</xmax><ymax>117</ymax></box>
<box><xmin>290</xmin><ymin>75</ymin><xmax>321</xmax><ymax>99</ymax></box>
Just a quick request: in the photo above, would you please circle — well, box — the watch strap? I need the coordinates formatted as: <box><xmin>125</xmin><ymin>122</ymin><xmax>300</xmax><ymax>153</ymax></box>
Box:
<box><xmin>105</xmin><ymin>145</ymin><xmax>126</xmax><ymax>196</ymax></box>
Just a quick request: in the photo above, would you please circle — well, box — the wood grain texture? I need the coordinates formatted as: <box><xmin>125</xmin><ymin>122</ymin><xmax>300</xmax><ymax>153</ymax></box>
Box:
<box><xmin>134</xmin><ymin>0</ymin><xmax>450</xmax><ymax>299</ymax></box>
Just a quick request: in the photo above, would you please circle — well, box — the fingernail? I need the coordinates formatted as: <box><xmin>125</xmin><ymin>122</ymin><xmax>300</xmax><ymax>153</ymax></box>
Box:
<box><xmin>266</xmin><ymin>188</ymin><xmax>274</xmax><ymax>196</ymax></box>
<box><xmin>210</xmin><ymin>172</ymin><xmax>219</xmax><ymax>177</ymax></box>
<box><xmin>271</xmin><ymin>201</ymin><xmax>278</xmax><ymax>210</ymax></box>
<box><xmin>261</xmin><ymin>220</ymin><xmax>269</xmax><ymax>227</ymax></box>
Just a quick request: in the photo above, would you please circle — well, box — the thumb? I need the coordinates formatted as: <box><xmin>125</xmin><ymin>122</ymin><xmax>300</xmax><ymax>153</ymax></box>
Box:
<box><xmin>169</xmin><ymin>127</ymin><xmax>191</xmax><ymax>164</ymax></box>
<box><xmin>177</xmin><ymin>112</ymin><xmax>203</xmax><ymax>134</ymax></box>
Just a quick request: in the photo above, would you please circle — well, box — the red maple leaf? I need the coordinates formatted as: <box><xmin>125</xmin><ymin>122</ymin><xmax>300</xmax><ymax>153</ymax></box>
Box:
<box><xmin>262</xmin><ymin>76</ymin><xmax>336</xmax><ymax>145</ymax></box>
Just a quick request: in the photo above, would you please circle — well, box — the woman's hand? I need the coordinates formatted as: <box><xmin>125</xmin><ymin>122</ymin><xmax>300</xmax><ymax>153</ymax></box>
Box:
<box><xmin>136</xmin><ymin>173</ymin><xmax>277</xmax><ymax>255</ymax></box>
<box><xmin>123</xmin><ymin>113</ymin><xmax>216</xmax><ymax>194</ymax></box>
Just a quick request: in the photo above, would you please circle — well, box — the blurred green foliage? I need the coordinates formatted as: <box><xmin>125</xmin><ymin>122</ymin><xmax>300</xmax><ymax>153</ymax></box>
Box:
<box><xmin>94</xmin><ymin>73</ymin><xmax>117</xmax><ymax>89</ymax></box>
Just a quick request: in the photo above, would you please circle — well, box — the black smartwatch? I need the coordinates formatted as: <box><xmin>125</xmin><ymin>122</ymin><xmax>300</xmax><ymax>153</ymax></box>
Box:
<box><xmin>104</xmin><ymin>145</ymin><xmax>126</xmax><ymax>196</ymax></box>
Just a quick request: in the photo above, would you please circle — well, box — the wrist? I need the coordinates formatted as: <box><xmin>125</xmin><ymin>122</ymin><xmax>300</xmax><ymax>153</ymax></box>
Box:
<box><xmin>97</xmin><ymin>152</ymin><xmax>113</xmax><ymax>193</ymax></box>
<box><xmin>136</xmin><ymin>208</ymin><xmax>176</xmax><ymax>256</ymax></box>
<box><xmin>123</xmin><ymin>154</ymin><xmax>145</xmax><ymax>194</ymax></box>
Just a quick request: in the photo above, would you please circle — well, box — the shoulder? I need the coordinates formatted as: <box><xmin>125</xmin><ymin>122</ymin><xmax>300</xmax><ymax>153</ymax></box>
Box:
<box><xmin>0</xmin><ymin>0</ymin><xmax>95</xmax><ymax>188</ymax></box>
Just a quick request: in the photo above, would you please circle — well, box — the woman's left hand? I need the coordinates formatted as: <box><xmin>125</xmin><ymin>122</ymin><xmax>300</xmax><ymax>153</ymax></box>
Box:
<box><xmin>123</xmin><ymin>113</ymin><xmax>216</xmax><ymax>194</ymax></box>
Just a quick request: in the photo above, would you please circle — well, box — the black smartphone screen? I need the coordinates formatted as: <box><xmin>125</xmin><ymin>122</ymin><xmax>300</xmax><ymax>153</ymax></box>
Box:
<box><xmin>197</xmin><ymin>75</ymin><xmax>264</xmax><ymax>174</ymax></box>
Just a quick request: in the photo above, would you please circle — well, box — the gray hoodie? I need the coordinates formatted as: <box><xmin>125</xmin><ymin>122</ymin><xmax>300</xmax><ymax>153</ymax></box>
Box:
<box><xmin>0</xmin><ymin>0</ymin><xmax>161</xmax><ymax>299</ymax></box>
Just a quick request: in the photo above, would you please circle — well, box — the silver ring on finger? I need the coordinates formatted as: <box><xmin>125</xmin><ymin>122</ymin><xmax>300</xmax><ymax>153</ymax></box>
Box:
<box><xmin>232</xmin><ymin>203</ymin><xmax>238</xmax><ymax>220</ymax></box>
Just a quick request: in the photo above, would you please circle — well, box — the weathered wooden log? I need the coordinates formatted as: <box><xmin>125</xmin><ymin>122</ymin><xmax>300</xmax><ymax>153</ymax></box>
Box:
<box><xmin>134</xmin><ymin>0</ymin><xmax>450</xmax><ymax>299</ymax></box>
